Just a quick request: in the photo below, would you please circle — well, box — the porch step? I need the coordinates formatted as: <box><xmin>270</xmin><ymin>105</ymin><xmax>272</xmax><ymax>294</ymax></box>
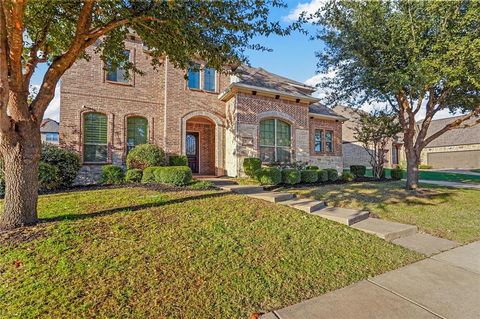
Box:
<box><xmin>249</xmin><ymin>191</ymin><xmax>295</xmax><ymax>203</ymax></box>
<box><xmin>218</xmin><ymin>184</ymin><xmax>264</xmax><ymax>194</ymax></box>
<box><xmin>314</xmin><ymin>207</ymin><xmax>370</xmax><ymax>226</ymax></box>
<box><xmin>351</xmin><ymin>218</ymin><xmax>417</xmax><ymax>241</ymax></box>
<box><xmin>279</xmin><ymin>198</ymin><xmax>326</xmax><ymax>213</ymax></box>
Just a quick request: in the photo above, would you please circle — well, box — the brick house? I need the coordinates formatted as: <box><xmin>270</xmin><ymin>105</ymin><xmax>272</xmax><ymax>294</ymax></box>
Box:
<box><xmin>60</xmin><ymin>36</ymin><xmax>346</xmax><ymax>182</ymax></box>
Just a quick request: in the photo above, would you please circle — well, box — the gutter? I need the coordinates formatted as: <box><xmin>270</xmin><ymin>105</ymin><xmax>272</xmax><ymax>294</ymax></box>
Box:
<box><xmin>309</xmin><ymin>112</ymin><xmax>348</xmax><ymax>122</ymax></box>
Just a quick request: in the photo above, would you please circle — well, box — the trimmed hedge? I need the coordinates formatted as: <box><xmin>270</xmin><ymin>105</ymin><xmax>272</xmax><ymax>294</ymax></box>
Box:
<box><xmin>39</xmin><ymin>162</ymin><xmax>61</xmax><ymax>190</ymax></box>
<box><xmin>317</xmin><ymin>169</ymin><xmax>329</xmax><ymax>182</ymax></box>
<box><xmin>326</xmin><ymin>169</ymin><xmax>339</xmax><ymax>182</ymax></box>
<box><xmin>255</xmin><ymin>167</ymin><xmax>282</xmax><ymax>185</ymax></box>
<box><xmin>126</xmin><ymin>144</ymin><xmax>166</xmax><ymax>170</ymax></box>
<box><xmin>154</xmin><ymin>166</ymin><xmax>192</xmax><ymax>186</ymax></box>
<box><xmin>301</xmin><ymin>169</ymin><xmax>318</xmax><ymax>183</ymax></box>
<box><xmin>141</xmin><ymin>166</ymin><xmax>162</xmax><ymax>183</ymax></box>
<box><xmin>101</xmin><ymin>165</ymin><xmax>124</xmax><ymax>184</ymax></box>
<box><xmin>391</xmin><ymin>168</ymin><xmax>403</xmax><ymax>180</ymax></box>
<box><xmin>282</xmin><ymin>168</ymin><xmax>301</xmax><ymax>185</ymax></box>
<box><xmin>169</xmin><ymin>155</ymin><xmax>188</xmax><ymax>166</ymax></box>
<box><xmin>306</xmin><ymin>165</ymin><xmax>319</xmax><ymax>170</ymax></box>
<box><xmin>350</xmin><ymin>165</ymin><xmax>366</xmax><ymax>178</ymax></box>
<box><xmin>243</xmin><ymin>158</ymin><xmax>262</xmax><ymax>178</ymax></box>
<box><xmin>41</xmin><ymin>143</ymin><xmax>81</xmax><ymax>187</ymax></box>
<box><xmin>125</xmin><ymin>169</ymin><xmax>143</xmax><ymax>183</ymax></box>
<box><xmin>341</xmin><ymin>171</ymin><xmax>354</xmax><ymax>182</ymax></box>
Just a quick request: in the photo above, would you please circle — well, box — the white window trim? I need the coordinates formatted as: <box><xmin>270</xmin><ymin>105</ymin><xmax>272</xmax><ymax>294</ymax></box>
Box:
<box><xmin>259</xmin><ymin>119</ymin><xmax>292</xmax><ymax>162</ymax></box>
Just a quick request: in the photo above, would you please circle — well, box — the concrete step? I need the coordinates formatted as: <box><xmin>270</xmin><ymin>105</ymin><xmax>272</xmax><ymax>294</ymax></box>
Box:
<box><xmin>279</xmin><ymin>198</ymin><xmax>326</xmax><ymax>213</ymax></box>
<box><xmin>219</xmin><ymin>184</ymin><xmax>264</xmax><ymax>194</ymax></box>
<box><xmin>351</xmin><ymin>218</ymin><xmax>417</xmax><ymax>241</ymax></box>
<box><xmin>392</xmin><ymin>233</ymin><xmax>458</xmax><ymax>256</ymax></box>
<box><xmin>249</xmin><ymin>191</ymin><xmax>295</xmax><ymax>203</ymax></box>
<box><xmin>313</xmin><ymin>207</ymin><xmax>370</xmax><ymax>226</ymax></box>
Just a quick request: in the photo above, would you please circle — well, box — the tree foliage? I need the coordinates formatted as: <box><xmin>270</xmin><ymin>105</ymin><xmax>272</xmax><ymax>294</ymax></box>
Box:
<box><xmin>0</xmin><ymin>0</ymin><xmax>292</xmax><ymax>229</ymax></box>
<box><xmin>353</xmin><ymin>109</ymin><xmax>401</xmax><ymax>179</ymax></box>
<box><xmin>314</xmin><ymin>0</ymin><xmax>480</xmax><ymax>189</ymax></box>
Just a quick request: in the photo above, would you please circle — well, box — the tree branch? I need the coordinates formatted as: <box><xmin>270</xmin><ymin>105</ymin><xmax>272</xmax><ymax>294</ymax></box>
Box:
<box><xmin>3</xmin><ymin>0</ymin><xmax>25</xmax><ymax>92</ymax></box>
<box><xmin>0</xmin><ymin>0</ymin><xmax>12</xmax><ymax>132</ymax></box>
<box><xmin>23</xmin><ymin>23</ymin><xmax>50</xmax><ymax>89</ymax></box>
<box><xmin>421</xmin><ymin>106</ymin><xmax>480</xmax><ymax>148</ymax></box>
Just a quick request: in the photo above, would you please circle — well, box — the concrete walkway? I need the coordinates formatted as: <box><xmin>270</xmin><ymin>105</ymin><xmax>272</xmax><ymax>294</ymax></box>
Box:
<box><xmin>419</xmin><ymin>179</ymin><xmax>480</xmax><ymax>189</ymax></box>
<box><xmin>262</xmin><ymin>241</ymin><xmax>480</xmax><ymax>319</ymax></box>
<box><xmin>209</xmin><ymin>178</ymin><xmax>458</xmax><ymax>256</ymax></box>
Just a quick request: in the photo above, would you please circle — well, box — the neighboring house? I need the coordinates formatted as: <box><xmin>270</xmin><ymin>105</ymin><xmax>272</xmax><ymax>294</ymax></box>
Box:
<box><xmin>59</xmin><ymin>36</ymin><xmax>346</xmax><ymax>182</ymax></box>
<box><xmin>40</xmin><ymin>118</ymin><xmax>60</xmax><ymax>144</ymax></box>
<box><xmin>419</xmin><ymin>116</ymin><xmax>480</xmax><ymax>169</ymax></box>
<box><xmin>332</xmin><ymin>105</ymin><xmax>404</xmax><ymax>169</ymax></box>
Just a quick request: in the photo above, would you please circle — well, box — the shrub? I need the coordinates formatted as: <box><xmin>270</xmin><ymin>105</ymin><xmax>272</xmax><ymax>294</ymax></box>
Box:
<box><xmin>341</xmin><ymin>171</ymin><xmax>354</xmax><ymax>182</ymax></box>
<box><xmin>301</xmin><ymin>170</ymin><xmax>318</xmax><ymax>183</ymax></box>
<box><xmin>350</xmin><ymin>165</ymin><xmax>366</xmax><ymax>178</ymax></box>
<box><xmin>141</xmin><ymin>166</ymin><xmax>161</xmax><ymax>183</ymax></box>
<box><xmin>154</xmin><ymin>166</ymin><xmax>193</xmax><ymax>186</ymax></box>
<box><xmin>282</xmin><ymin>168</ymin><xmax>301</xmax><ymax>185</ymax></box>
<box><xmin>326</xmin><ymin>169</ymin><xmax>339</xmax><ymax>182</ymax></box>
<box><xmin>306</xmin><ymin>165</ymin><xmax>319</xmax><ymax>170</ymax></box>
<box><xmin>125</xmin><ymin>169</ymin><xmax>143</xmax><ymax>183</ymax></box>
<box><xmin>243</xmin><ymin>158</ymin><xmax>262</xmax><ymax>178</ymax></box>
<box><xmin>317</xmin><ymin>169</ymin><xmax>329</xmax><ymax>182</ymax></box>
<box><xmin>189</xmin><ymin>180</ymin><xmax>214</xmax><ymax>190</ymax></box>
<box><xmin>41</xmin><ymin>143</ymin><xmax>81</xmax><ymax>187</ymax></box>
<box><xmin>255</xmin><ymin>167</ymin><xmax>282</xmax><ymax>185</ymax></box>
<box><xmin>126</xmin><ymin>144</ymin><xmax>166</xmax><ymax>170</ymax></box>
<box><xmin>419</xmin><ymin>164</ymin><xmax>433</xmax><ymax>169</ymax></box>
<box><xmin>169</xmin><ymin>155</ymin><xmax>188</xmax><ymax>166</ymax></box>
<box><xmin>391</xmin><ymin>168</ymin><xmax>403</xmax><ymax>180</ymax></box>
<box><xmin>39</xmin><ymin>162</ymin><xmax>61</xmax><ymax>191</ymax></box>
<box><xmin>101</xmin><ymin>165</ymin><xmax>124</xmax><ymax>184</ymax></box>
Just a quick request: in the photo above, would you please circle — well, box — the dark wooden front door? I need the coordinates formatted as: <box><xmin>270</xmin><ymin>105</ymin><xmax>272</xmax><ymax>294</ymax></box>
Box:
<box><xmin>186</xmin><ymin>132</ymin><xmax>199</xmax><ymax>173</ymax></box>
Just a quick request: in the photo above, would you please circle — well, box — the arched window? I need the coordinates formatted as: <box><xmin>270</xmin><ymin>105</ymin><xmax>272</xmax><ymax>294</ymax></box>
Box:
<box><xmin>83</xmin><ymin>112</ymin><xmax>108</xmax><ymax>163</ymax></box>
<box><xmin>127</xmin><ymin>116</ymin><xmax>148</xmax><ymax>152</ymax></box>
<box><xmin>259</xmin><ymin>119</ymin><xmax>291</xmax><ymax>162</ymax></box>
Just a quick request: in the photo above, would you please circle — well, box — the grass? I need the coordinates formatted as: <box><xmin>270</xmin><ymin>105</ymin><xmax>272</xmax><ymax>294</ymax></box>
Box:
<box><xmin>288</xmin><ymin>181</ymin><xmax>480</xmax><ymax>244</ymax></box>
<box><xmin>353</xmin><ymin>168</ymin><xmax>480</xmax><ymax>184</ymax></box>
<box><xmin>0</xmin><ymin>186</ymin><xmax>421</xmax><ymax>318</ymax></box>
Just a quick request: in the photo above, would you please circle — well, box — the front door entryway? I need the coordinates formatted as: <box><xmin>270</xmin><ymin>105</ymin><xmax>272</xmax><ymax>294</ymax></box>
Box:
<box><xmin>186</xmin><ymin>132</ymin><xmax>199</xmax><ymax>173</ymax></box>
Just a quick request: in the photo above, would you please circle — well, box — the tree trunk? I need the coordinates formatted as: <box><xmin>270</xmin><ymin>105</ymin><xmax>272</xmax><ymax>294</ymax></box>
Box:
<box><xmin>0</xmin><ymin>122</ymin><xmax>41</xmax><ymax>230</ymax></box>
<box><xmin>405</xmin><ymin>152</ymin><xmax>420</xmax><ymax>190</ymax></box>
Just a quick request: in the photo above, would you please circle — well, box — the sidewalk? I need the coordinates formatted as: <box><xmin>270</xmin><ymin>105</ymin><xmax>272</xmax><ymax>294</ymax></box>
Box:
<box><xmin>262</xmin><ymin>241</ymin><xmax>480</xmax><ymax>319</ymax></box>
<box><xmin>419</xmin><ymin>179</ymin><xmax>480</xmax><ymax>189</ymax></box>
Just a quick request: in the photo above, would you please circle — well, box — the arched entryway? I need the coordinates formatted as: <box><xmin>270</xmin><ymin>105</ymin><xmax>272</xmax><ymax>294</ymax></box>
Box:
<box><xmin>182</xmin><ymin>112</ymin><xmax>223</xmax><ymax>176</ymax></box>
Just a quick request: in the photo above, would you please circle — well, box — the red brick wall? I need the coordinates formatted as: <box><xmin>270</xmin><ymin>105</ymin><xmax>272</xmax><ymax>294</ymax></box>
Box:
<box><xmin>309</xmin><ymin>117</ymin><xmax>343</xmax><ymax>157</ymax></box>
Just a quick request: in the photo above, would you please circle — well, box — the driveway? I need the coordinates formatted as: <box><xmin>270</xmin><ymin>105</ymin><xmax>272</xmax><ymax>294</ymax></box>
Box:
<box><xmin>262</xmin><ymin>241</ymin><xmax>480</xmax><ymax>319</ymax></box>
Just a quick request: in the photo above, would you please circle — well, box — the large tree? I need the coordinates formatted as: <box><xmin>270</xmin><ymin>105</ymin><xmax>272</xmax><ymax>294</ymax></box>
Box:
<box><xmin>313</xmin><ymin>0</ymin><xmax>480</xmax><ymax>189</ymax></box>
<box><xmin>0</xmin><ymin>0</ymin><xmax>291</xmax><ymax>230</ymax></box>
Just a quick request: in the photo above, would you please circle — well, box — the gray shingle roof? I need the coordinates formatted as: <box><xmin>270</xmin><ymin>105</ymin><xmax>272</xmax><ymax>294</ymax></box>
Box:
<box><xmin>421</xmin><ymin>115</ymin><xmax>480</xmax><ymax>147</ymax></box>
<box><xmin>234</xmin><ymin>65</ymin><xmax>317</xmax><ymax>99</ymax></box>
<box><xmin>309</xmin><ymin>104</ymin><xmax>347</xmax><ymax>120</ymax></box>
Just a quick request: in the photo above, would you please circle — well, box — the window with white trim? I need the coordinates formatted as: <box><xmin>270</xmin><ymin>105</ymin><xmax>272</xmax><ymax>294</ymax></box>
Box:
<box><xmin>106</xmin><ymin>50</ymin><xmax>130</xmax><ymax>83</ymax></box>
<box><xmin>259</xmin><ymin>119</ymin><xmax>291</xmax><ymax>162</ymax></box>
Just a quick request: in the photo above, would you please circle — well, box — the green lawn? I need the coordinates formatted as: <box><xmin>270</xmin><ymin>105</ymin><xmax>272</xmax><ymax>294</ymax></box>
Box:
<box><xmin>351</xmin><ymin>168</ymin><xmax>480</xmax><ymax>184</ymax></box>
<box><xmin>288</xmin><ymin>181</ymin><xmax>480</xmax><ymax>244</ymax></box>
<box><xmin>0</xmin><ymin>186</ymin><xmax>420</xmax><ymax>319</ymax></box>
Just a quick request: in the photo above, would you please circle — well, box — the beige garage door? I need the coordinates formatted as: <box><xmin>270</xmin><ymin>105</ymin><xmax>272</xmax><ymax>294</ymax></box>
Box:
<box><xmin>427</xmin><ymin>150</ymin><xmax>480</xmax><ymax>169</ymax></box>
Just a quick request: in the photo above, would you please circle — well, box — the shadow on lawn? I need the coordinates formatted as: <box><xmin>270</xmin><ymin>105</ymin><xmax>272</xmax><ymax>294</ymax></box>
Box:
<box><xmin>303</xmin><ymin>182</ymin><xmax>455</xmax><ymax>213</ymax></box>
<box><xmin>41</xmin><ymin>191</ymin><xmax>230</xmax><ymax>223</ymax></box>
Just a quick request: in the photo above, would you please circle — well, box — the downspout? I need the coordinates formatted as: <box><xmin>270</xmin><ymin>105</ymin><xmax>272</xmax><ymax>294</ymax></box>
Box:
<box><xmin>163</xmin><ymin>56</ymin><xmax>168</xmax><ymax>149</ymax></box>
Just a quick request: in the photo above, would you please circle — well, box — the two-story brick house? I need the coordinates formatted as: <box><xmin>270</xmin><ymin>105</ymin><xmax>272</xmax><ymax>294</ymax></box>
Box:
<box><xmin>60</xmin><ymin>36</ymin><xmax>346</xmax><ymax>182</ymax></box>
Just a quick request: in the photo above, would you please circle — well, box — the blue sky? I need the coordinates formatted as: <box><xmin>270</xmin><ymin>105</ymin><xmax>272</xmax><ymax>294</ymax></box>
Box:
<box><xmin>35</xmin><ymin>0</ymin><xmax>323</xmax><ymax>121</ymax></box>
<box><xmin>35</xmin><ymin>0</ymin><xmax>456</xmax><ymax>121</ymax></box>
